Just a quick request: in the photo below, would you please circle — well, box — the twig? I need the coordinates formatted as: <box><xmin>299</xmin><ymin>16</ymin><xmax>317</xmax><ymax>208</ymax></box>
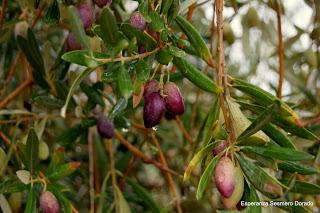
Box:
<box><xmin>0</xmin><ymin>0</ymin><xmax>7</xmax><ymax>32</ymax></box>
<box><xmin>31</xmin><ymin>3</ymin><xmax>47</xmax><ymax>28</ymax></box>
<box><xmin>95</xmin><ymin>47</ymin><xmax>160</xmax><ymax>64</ymax></box>
<box><xmin>150</xmin><ymin>133</ymin><xmax>182</xmax><ymax>213</ymax></box>
<box><xmin>215</xmin><ymin>0</ymin><xmax>235</xmax><ymax>141</ymax></box>
<box><xmin>106</xmin><ymin>139</ymin><xmax>119</xmax><ymax>213</ymax></box>
<box><xmin>0</xmin><ymin>57</ymin><xmax>33</xmax><ymax>110</ymax></box>
<box><xmin>0</xmin><ymin>131</ymin><xmax>11</xmax><ymax>145</ymax></box>
<box><xmin>114</xmin><ymin>131</ymin><xmax>179</xmax><ymax>176</ymax></box>
<box><xmin>175</xmin><ymin>117</ymin><xmax>193</xmax><ymax>145</ymax></box>
<box><xmin>88</xmin><ymin>130</ymin><xmax>95</xmax><ymax>213</ymax></box>
<box><xmin>276</xmin><ymin>0</ymin><xmax>284</xmax><ymax>99</ymax></box>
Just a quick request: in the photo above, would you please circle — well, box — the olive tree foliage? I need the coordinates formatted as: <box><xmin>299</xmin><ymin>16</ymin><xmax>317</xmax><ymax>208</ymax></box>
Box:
<box><xmin>0</xmin><ymin>0</ymin><xmax>319</xmax><ymax>212</ymax></box>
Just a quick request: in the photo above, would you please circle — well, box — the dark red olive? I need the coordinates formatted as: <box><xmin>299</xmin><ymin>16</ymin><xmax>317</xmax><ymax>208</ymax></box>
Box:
<box><xmin>64</xmin><ymin>33</ymin><xmax>82</xmax><ymax>51</ymax></box>
<box><xmin>143</xmin><ymin>80</ymin><xmax>160</xmax><ymax>98</ymax></box>
<box><xmin>95</xmin><ymin>0</ymin><xmax>112</xmax><ymax>8</ymax></box>
<box><xmin>143</xmin><ymin>92</ymin><xmax>165</xmax><ymax>128</ymax></box>
<box><xmin>138</xmin><ymin>45</ymin><xmax>146</xmax><ymax>54</ymax></box>
<box><xmin>130</xmin><ymin>11</ymin><xmax>147</xmax><ymax>31</ymax></box>
<box><xmin>164</xmin><ymin>82</ymin><xmax>184</xmax><ymax>115</ymax></box>
<box><xmin>77</xmin><ymin>3</ymin><xmax>94</xmax><ymax>29</ymax></box>
<box><xmin>39</xmin><ymin>191</ymin><xmax>60</xmax><ymax>213</ymax></box>
<box><xmin>97</xmin><ymin>115</ymin><xmax>114</xmax><ymax>139</ymax></box>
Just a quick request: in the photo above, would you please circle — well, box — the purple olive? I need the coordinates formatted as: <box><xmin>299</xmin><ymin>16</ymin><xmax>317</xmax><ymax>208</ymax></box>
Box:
<box><xmin>143</xmin><ymin>92</ymin><xmax>165</xmax><ymax>128</ymax></box>
<box><xmin>77</xmin><ymin>3</ymin><xmax>94</xmax><ymax>29</ymax></box>
<box><xmin>130</xmin><ymin>11</ymin><xmax>147</xmax><ymax>31</ymax></box>
<box><xmin>39</xmin><ymin>191</ymin><xmax>60</xmax><ymax>213</ymax></box>
<box><xmin>64</xmin><ymin>33</ymin><xmax>82</xmax><ymax>52</ymax></box>
<box><xmin>144</xmin><ymin>80</ymin><xmax>160</xmax><ymax>98</ymax></box>
<box><xmin>97</xmin><ymin>115</ymin><xmax>114</xmax><ymax>139</ymax></box>
<box><xmin>164</xmin><ymin>82</ymin><xmax>185</xmax><ymax>115</ymax></box>
<box><xmin>95</xmin><ymin>0</ymin><xmax>112</xmax><ymax>8</ymax></box>
<box><xmin>138</xmin><ymin>45</ymin><xmax>146</xmax><ymax>54</ymax></box>
<box><xmin>214</xmin><ymin>156</ymin><xmax>235</xmax><ymax>198</ymax></box>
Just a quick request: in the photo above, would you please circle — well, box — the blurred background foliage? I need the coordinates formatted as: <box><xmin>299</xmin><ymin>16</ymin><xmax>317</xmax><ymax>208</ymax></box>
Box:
<box><xmin>0</xmin><ymin>0</ymin><xmax>320</xmax><ymax>212</ymax></box>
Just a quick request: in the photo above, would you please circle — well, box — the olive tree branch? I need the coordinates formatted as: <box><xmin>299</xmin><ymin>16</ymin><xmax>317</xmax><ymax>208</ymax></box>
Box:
<box><xmin>276</xmin><ymin>0</ymin><xmax>284</xmax><ymax>99</ymax></box>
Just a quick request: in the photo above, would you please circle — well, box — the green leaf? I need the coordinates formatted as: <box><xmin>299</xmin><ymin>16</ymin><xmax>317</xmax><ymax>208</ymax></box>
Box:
<box><xmin>46</xmin><ymin>162</ymin><xmax>80</xmax><ymax>180</ymax></box>
<box><xmin>244</xmin><ymin>184</ymin><xmax>261</xmax><ymax>213</ymax></box>
<box><xmin>238</xmin><ymin>101</ymin><xmax>319</xmax><ymax>141</ymax></box>
<box><xmin>25</xmin><ymin>128</ymin><xmax>39</xmax><ymax>175</ymax></box>
<box><xmin>115</xmin><ymin>185</ymin><xmax>132</xmax><ymax>213</ymax></box>
<box><xmin>237</xmin><ymin>154</ymin><xmax>284</xmax><ymax>198</ymax></box>
<box><xmin>232</xmin><ymin>78</ymin><xmax>300</xmax><ymax>124</ymax></box>
<box><xmin>47</xmin><ymin>184</ymin><xmax>72</xmax><ymax>213</ymax></box>
<box><xmin>61</xmin><ymin>50</ymin><xmax>108</xmax><ymax>67</ymax></box>
<box><xmin>120</xmin><ymin>23</ymin><xmax>156</xmax><ymax>50</ymax></box>
<box><xmin>126</xmin><ymin>178</ymin><xmax>161</xmax><ymax>213</ymax></box>
<box><xmin>109</xmin><ymin>98</ymin><xmax>128</xmax><ymax>120</ymax></box>
<box><xmin>25</xmin><ymin>186</ymin><xmax>37</xmax><ymax>213</ymax></box>
<box><xmin>240</xmin><ymin>145</ymin><xmax>314</xmax><ymax>161</ymax></box>
<box><xmin>80</xmin><ymin>82</ymin><xmax>105</xmax><ymax>107</ymax></box>
<box><xmin>99</xmin><ymin>7</ymin><xmax>119</xmax><ymax>45</ymax></box>
<box><xmin>278</xmin><ymin>161</ymin><xmax>318</xmax><ymax>175</ymax></box>
<box><xmin>184</xmin><ymin>142</ymin><xmax>216</xmax><ymax>181</ymax></box>
<box><xmin>34</xmin><ymin>95</ymin><xmax>65</xmax><ymax>109</ymax></box>
<box><xmin>237</xmin><ymin>101</ymin><xmax>280</xmax><ymax>143</ymax></box>
<box><xmin>175</xmin><ymin>16</ymin><xmax>212</xmax><ymax>64</ymax></box>
<box><xmin>262</xmin><ymin>123</ymin><xmax>296</xmax><ymax>149</ymax></box>
<box><xmin>44</xmin><ymin>0</ymin><xmax>60</xmax><ymax>25</ymax></box>
<box><xmin>117</xmin><ymin>65</ymin><xmax>133</xmax><ymax>100</ymax></box>
<box><xmin>138</xmin><ymin>0</ymin><xmax>151</xmax><ymax>22</ymax></box>
<box><xmin>136</xmin><ymin>60</ymin><xmax>150</xmax><ymax>82</ymax></box>
<box><xmin>161</xmin><ymin>0</ymin><xmax>173</xmax><ymax>16</ymax></box>
<box><xmin>173</xmin><ymin>57</ymin><xmax>223</xmax><ymax>94</ymax></box>
<box><xmin>280</xmin><ymin>179</ymin><xmax>320</xmax><ymax>195</ymax></box>
<box><xmin>47</xmin><ymin>147</ymin><xmax>65</xmax><ymax>175</ymax></box>
<box><xmin>196</xmin><ymin>155</ymin><xmax>220</xmax><ymax>200</ymax></box>
<box><xmin>195</xmin><ymin>97</ymin><xmax>220</xmax><ymax>149</ymax></box>
<box><xmin>167</xmin><ymin>0</ymin><xmax>180</xmax><ymax>23</ymax></box>
<box><xmin>17</xmin><ymin>30</ymin><xmax>49</xmax><ymax>89</ymax></box>
<box><xmin>60</xmin><ymin>68</ymin><xmax>94</xmax><ymax>118</ymax></box>
<box><xmin>168</xmin><ymin>45</ymin><xmax>186</xmax><ymax>58</ymax></box>
<box><xmin>56</xmin><ymin>124</ymin><xmax>83</xmax><ymax>145</ymax></box>
<box><xmin>68</xmin><ymin>5</ymin><xmax>89</xmax><ymax>49</ymax></box>
<box><xmin>149</xmin><ymin>12</ymin><xmax>165</xmax><ymax>32</ymax></box>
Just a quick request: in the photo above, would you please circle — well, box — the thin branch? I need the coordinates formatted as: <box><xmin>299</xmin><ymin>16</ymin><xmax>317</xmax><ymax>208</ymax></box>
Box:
<box><xmin>150</xmin><ymin>133</ymin><xmax>182</xmax><ymax>213</ymax></box>
<box><xmin>88</xmin><ymin>130</ymin><xmax>95</xmax><ymax>213</ymax></box>
<box><xmin>0</xmin><ymin>0</ymin><xmax>7</xmax><ymax>32</ymax></box>
<box><xmin>114</xmin><ymin>131</ymin><xmax>180</xmax><ymax>176</ymax></box>
<box><xmin>94</xmin><ymin>47</ymin><xmax>160</xmax><ymax>64</ymax></box>
<box><xmin>276</xmin><ymin>0</ymin><xmax>284</xmax><ymax>99</ymax></box>
<box><xmin>0</xmin><ymin>131</ymin><xmax>11</xmax><ymax>145</ymax></box>
<box><xmin>106</xmin><ymin>139</ymin><xmax>119</xmax><ymax>213</ymax></box>
<box><xmin>0</xmin><ymin>57</ymin><xmax>33</xmax><ymax>110</ymax></box>
<box><xmin>215</xmin><ymin>0</ymin><xmax>236</xmax><ymax>142</ymax></box>
<box><xmin>175</xmin><ymin>117</ymin><xmax>193</xmax><ymax>145</ymax></box>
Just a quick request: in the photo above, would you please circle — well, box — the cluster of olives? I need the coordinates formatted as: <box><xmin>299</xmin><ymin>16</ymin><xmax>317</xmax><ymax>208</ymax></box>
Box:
<box><xmin>143</xmin><ymin>80</ymin><xmax>185</xmax><ymax>128</ymax></box>
<box><xmin>64</xmin><ymin>0</ymin><xmax>112</xmax><ymax>51</ymax></box>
